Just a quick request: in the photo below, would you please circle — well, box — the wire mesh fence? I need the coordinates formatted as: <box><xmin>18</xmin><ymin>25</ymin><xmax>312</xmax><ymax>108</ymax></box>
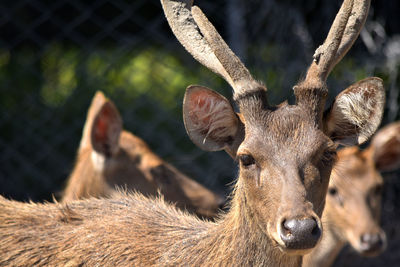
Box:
<box><xmin>0</xmin><ymin>0</ymin><xmax>400</xmax><ymax>266</ymax></box>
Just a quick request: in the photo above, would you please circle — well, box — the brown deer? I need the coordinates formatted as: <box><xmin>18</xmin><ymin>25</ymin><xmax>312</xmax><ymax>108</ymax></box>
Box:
<box><xmin>62</xmin><ymin>91</ymin><xmax>224</xmax><ymax>218</ymax></box>
<box><xmin>303</xmin><ymin>122</ymin><xmax>400</xmax><ymax>267</ymax></box>
<box><xmin>0</xmin><ymin>0</ymin><xmax>385</xmax><ymax>265</ymax></box>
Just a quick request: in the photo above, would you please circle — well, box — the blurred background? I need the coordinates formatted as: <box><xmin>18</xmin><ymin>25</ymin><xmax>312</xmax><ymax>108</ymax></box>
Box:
<box><xmin>0</xmin><ymin>0</ymin><xmax>399</xmax><ymax>266</ymax></box>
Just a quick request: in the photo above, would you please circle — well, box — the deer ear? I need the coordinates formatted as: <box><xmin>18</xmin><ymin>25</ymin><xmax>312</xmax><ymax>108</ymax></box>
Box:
<box><xmin>91</xmin><ymin>100</ymin><xmax>122</xmax><ymax>157</ymax></box>
<box><xmin>324</xmin><ymin>77</ymin><xmax>385</xmax><ymax>146</ymax></box>
<box><xmin>370</xmin><ymin>122</ymin><xmax>400</xmax><ymax>172</ymax></box>
<box><xmin>183</xmin><ymin>85</ymin><xmax>242</xmax><ymax>152</ymax></box>
<box><xmin>80</xmin><ymin>91</ymin><xmax>108</xmax><ymax>151</ymax></box>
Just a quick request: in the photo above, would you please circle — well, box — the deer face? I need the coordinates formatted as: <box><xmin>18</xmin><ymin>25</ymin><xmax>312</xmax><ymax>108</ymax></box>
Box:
<box><xmin>237</xmin><ymin>105</ymin><xmax>335</xmax><ymax>253</ymax></box>
<box><xmin>324</xmin><ymin>122</ymin><xmax>400</xmax><ymax>256</ymax></box>
<box><xmin>326</xmin><ymin>147</ymin><xmax>385</xmax><ymax>256</ymax></box>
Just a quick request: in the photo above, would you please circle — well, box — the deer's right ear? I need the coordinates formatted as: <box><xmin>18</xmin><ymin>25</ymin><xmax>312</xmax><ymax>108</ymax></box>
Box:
<box><xmin>183</xmin><ymin>85</ymin><xmax>243</xmax><ymax>152</ymax></box>
<box><xmin>91</xmin><ymin>101</ymin><xmax>122</xmax><ymax>157</ymax></box>
<box><xmin>370</xmin><ymin>122</ymin><xmax>400</xmax><ymax>172</ymax></box>
<box><xmin>323</xmin><ymin>77</ymin><xmax>385</xmax><ymax>146</ymax></box>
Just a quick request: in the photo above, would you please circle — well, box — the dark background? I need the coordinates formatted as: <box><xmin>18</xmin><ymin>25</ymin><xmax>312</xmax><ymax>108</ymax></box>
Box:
<box><xmin>0</xmin><ymin>0</ymin><xmax>399</xmax><ymax>266</ymax></box>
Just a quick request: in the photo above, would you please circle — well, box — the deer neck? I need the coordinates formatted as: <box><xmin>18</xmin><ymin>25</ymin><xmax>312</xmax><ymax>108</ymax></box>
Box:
<box><xmin>184</xmin><ymin>183</ymin><xmax>302</xmax><ymax>267</ymax></box>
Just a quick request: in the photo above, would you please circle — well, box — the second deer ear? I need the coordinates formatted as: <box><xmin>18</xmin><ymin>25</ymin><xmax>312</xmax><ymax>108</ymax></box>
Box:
<box><xmin>91</xmin><ymin>100</ymin><xmax>122</xmax><ymax>157</ymax></box>
<box><xmin>183</xmin><ymin>85</ymin><xmax>243</xmax><ymax>154</ymax></box>
<box><xmin>370</xmin><ymin>122</ymin><xmax>400</xmax><ymax>172</ymax></box>
<box><xmin>324</xmin><ymin>77</ymin><xmax>385</xmax><ymax>146</ymax></box>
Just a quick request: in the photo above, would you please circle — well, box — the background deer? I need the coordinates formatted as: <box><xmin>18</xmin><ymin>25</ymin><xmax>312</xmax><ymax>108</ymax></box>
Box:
<box><xmin>303</xmin><ymin>122</ymin><xmax>400</xmax><ymax>267</ymax></box>
<box><xmin>62</xmin><ymin>91</ymin><xmax>224</xmax><ymax>218</ymax></box>
<box><xmin>0</xmin><ymin>0</ymin><xmax>385</xmax><ymax>265</ymax></box>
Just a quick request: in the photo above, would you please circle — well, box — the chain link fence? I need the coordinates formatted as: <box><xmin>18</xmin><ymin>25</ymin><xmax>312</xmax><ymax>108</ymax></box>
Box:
<box><xmin>0</xmin><ymin>0</ymin><xmax>400</xmax><ymax>266</ymax></box>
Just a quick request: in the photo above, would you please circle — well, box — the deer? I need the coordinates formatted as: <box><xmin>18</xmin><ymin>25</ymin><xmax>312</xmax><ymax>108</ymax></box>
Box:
<box><xmin>62</xmin><ymin>91</ymin><xmax>225</xmax><ymax>218</ymax></box>
<box><xmin>303</xmin><ymin>122</ymin><xmax>400</xmax><ymax>267</ymax></box>
<box><xmin>0</xmin><ymin>0</ymin><xmax>385</xmax><ymax>265</ymax></box>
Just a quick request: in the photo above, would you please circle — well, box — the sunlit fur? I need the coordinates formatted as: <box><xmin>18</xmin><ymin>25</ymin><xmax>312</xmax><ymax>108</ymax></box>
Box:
<box><xmin>0</xmin><ymin>190</ymin><xmax>303</xmax><ymax>266</ymax></box>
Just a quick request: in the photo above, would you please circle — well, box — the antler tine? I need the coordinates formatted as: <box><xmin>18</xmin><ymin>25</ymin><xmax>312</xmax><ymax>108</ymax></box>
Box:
<box><xmin>161</xmin><ymin>0</ymin><xmax>264</xmax><ymax>99</ymax></box>
<box><xmin>333</xmin><ymin>0</ymin><xmax>370</xmax><ymax>67</ymax></box>
<box><xmin>161</xmin><ymin>0</ymin><xmax>229</xmax><ymax>83</ymax></box>
<box><xmin>305</xmin><ymin>0</ymin><xmax>370</xmax><ymax>85</ymax></box>
<box><xmin>191</xmin><ymin>7</ymin><xmax>264</xmax><ymax>98</ymax></box>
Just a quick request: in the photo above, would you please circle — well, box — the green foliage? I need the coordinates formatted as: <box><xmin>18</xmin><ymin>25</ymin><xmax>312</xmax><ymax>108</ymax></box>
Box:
<box><xmin>250</xmin><ymin>44</ymin><xmax>285</xmax><ymax>92</ymax></box>
<box><xmin>41</xmin><ymin>44</ymin><xmax>79</xmax><ymax>106</ymax></box>
<box><xmin>103</xmin><ymin>47</ymin><xmax>200</xmax><ymax>109</ymax></box>
<box><xmin>9</xmin><ymin>44</ymin><xmax>216</xmax><ymax>111</ymax></box>
<box><xmin>0</xmin><ymin>49</ymin><xmax>10</xmax><ymax>68</ymax></box>
<box><xmin>330</xmin><ymin>58</ymin><xmax>368</xmax><ymax>82</ymax></box>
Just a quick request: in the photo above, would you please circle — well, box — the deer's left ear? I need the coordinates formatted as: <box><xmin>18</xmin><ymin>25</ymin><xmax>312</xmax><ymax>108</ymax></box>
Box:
<box><xmin>323</xmin><ymin>77</ymin><xmax>385</xmax><ymax>146</ymax></box>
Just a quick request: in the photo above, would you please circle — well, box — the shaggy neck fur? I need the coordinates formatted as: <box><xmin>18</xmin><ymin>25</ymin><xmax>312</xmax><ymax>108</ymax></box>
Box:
<box><xmin>0</xmin><ymin>181</ymin><xmax>302</xmax><ymax>266</ymax></box>
<box><xmin>163</xmin><ymin>181</ymin><xmax>302</xmax><ymax>267</ymax></box>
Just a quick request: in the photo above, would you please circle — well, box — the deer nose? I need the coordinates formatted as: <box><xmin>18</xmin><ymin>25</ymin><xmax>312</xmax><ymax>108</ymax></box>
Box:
<box><xmin>279</xmin><ymin>217</ymin><xmax>321</xmax><ymax>249</ymax></box>
<box><xmin>359</xmin><ymin>232</ymin><xmax>386</xmax><ymax>255</ymax></box>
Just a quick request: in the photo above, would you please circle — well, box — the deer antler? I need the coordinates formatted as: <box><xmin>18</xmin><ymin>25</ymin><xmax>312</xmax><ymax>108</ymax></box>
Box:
<box><xmin>305</xmin><ymin>0</ymin><xmax>370</xmax><ymax>87</ymax></box>
<box><xmin>161</xmin><ymin>0</ymin><xmax>265</xmax><ymax>100</ymax></box>
<box><xmin>294</xmin><ymin>0</ymin><xmax>371</xmax><ymax>120</ymax></box>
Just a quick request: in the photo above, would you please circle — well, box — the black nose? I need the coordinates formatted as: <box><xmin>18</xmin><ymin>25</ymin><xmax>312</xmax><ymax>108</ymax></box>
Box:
<box><xmin>279</xmin><ymin>217</ymin><xmax>321</xmax><ymax>249</ymax></box>
<box><xmin>359</xmin><ymin>233</ymin><xmax>385</xmax><ymax>255</ymax></box>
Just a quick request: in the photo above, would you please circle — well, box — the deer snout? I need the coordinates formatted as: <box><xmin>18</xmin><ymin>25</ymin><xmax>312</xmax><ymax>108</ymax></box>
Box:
<box><xmin>278</xmin><ymin>217</ymin><xmax>321</xmax><ymax>250</ymax></box>
<box><xmin>358</xmin><ymin>231</ymin><xmax>387</xmax><ymax>256</ymax></box>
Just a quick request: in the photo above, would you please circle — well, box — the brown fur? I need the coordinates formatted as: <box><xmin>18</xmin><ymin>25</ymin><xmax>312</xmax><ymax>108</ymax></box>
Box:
<box><xmin>0</xmin><ymin>190</ymin><xmax>302</xmax><ymax>267</ymax></box>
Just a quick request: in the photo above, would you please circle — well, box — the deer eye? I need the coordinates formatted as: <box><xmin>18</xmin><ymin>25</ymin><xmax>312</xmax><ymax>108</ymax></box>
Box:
<box><xmin>328</xmin><ymin>186</ymin><xmax>344</xmax><ymax>206</ymax></box>
<box><xmin>238</xmin><ymin>154</ymin><xmax>255</xmax><ymax>167</ymax></box>
<box><xmin>328</xmin><ymin>187</ymin><xmax>338</xmax><ymax>196</ymax></box>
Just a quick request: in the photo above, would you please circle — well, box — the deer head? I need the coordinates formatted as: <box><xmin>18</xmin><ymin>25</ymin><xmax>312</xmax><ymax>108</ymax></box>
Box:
<box><xmin>162</xmin><ymin>0</ymin><xmax>384</xmax><ymax>254</ymax></box>
<box><xmin>325</xmin><ymin>122</ymin><xmax>400</xmax><ymax>257</ymax></box>
<box><xmin>63</xmin><ymin>91</ymin><xmax>225</xmax><ymax>218</ymax></box>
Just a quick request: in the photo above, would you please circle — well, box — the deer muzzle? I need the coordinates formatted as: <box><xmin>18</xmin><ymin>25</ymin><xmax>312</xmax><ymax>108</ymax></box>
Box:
<box><xmin>357</xmin><ymin>230</ymin><xmax>387</xmax><ymax>256</ymax></box>
<box><xmin>278</xmin><ymin>216</ymin><xmax>322</xmax><ymax>251</ymax></box>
